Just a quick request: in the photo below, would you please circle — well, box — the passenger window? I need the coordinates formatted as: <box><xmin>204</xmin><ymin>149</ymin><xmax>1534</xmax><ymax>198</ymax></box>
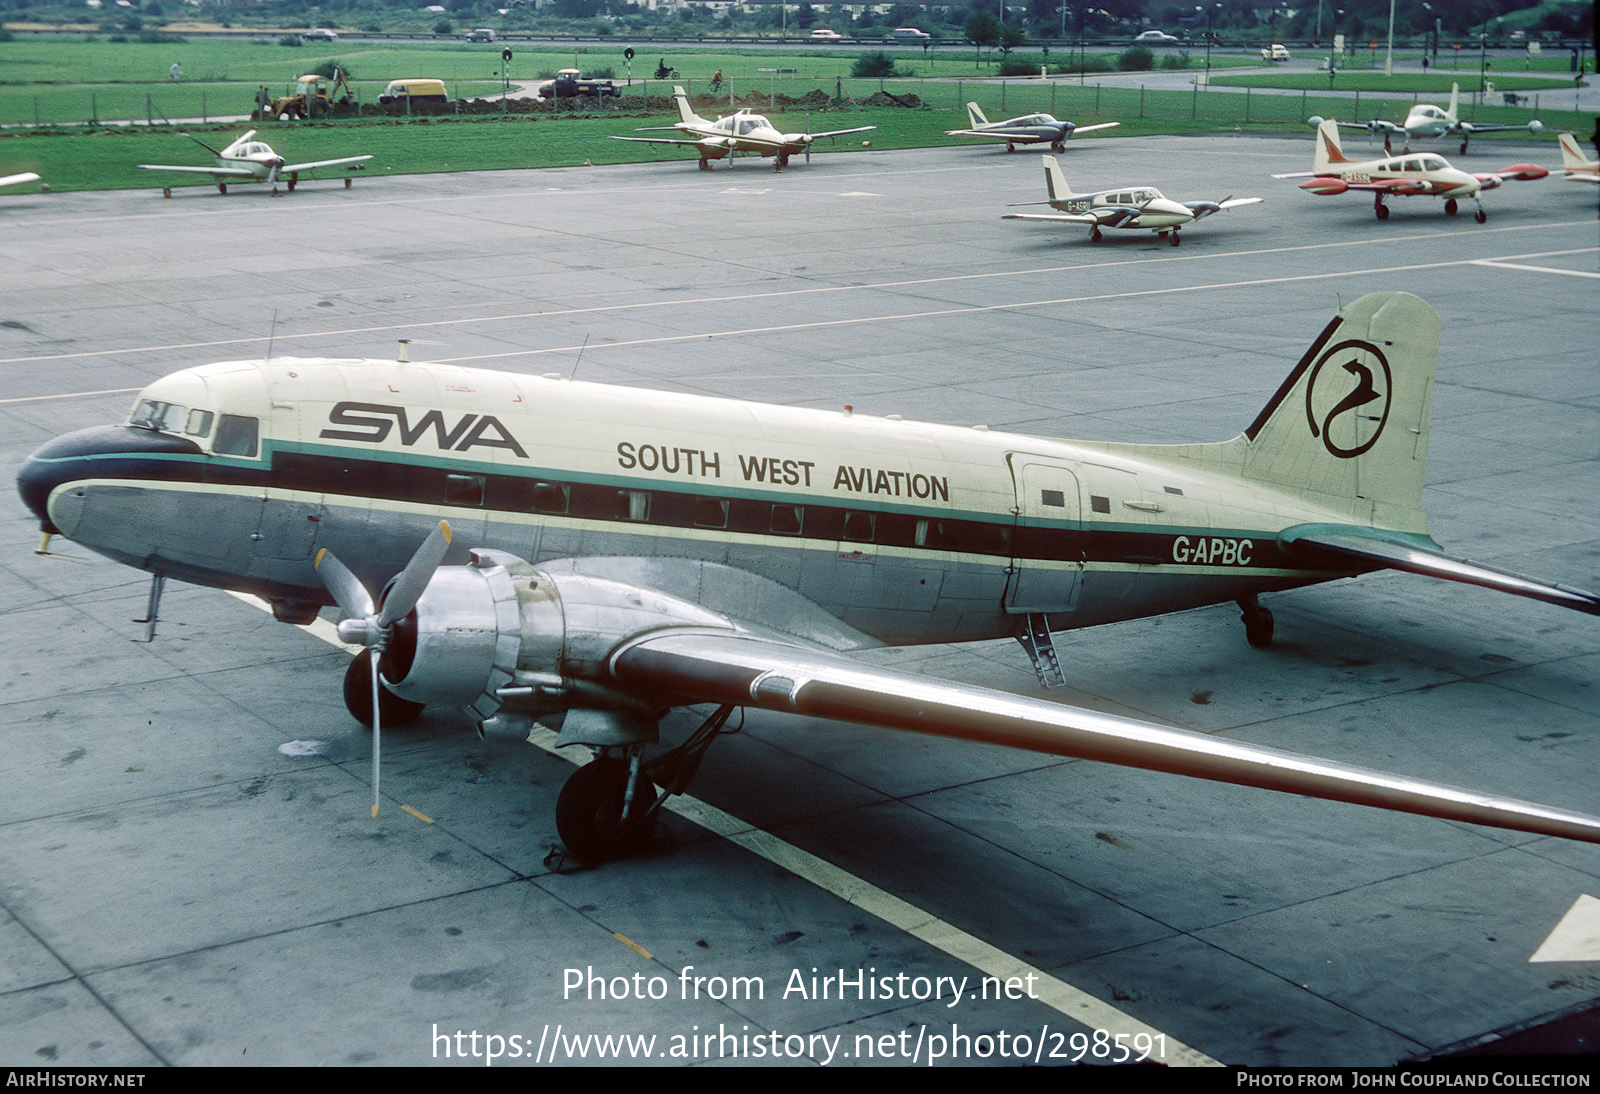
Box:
<box><xmin>842</xmin><ymin>511</ymin><xmax>875</xmax><ymax>543</ymax></box>
<box><xmin>770</xmin><ymin>504</ymin><xmax>803</xmax><ymax>536</ymax></box>
<box><xmin>615</xmin><ymin>490</ymin><xmax>650</xmax><ymax>522</ymax></box>
<box><xmin>445</xmin><ymin>474</ymin><xmax>484</xmax><ymax>507</ymax></box>
<box><xmin>185</xmin><ymin>410</ymin><xmax>214</xmax><ymax>437</ymax></box>
<box><xmin>693</xmin><ymin>497</ymin><xmax>729</xmax><ymax>529</ymax></box>
<box><xmin>1040</xmin><ymin>489</ymin><xmax>1065</xmax><ymax>508</ymax></box>
<box><xmin>532</xmin><ymin>481</ymin><xmax>569</xmax><ymax>515</ymax></box>
<box><xmin>213</xmin><ymin>414</ymin><xmax>259</xmax><ymax>457</ymax></box>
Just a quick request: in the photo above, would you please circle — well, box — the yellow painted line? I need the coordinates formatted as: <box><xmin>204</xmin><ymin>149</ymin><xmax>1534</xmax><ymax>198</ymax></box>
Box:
<box><xmin>613</xmin><ymin>933</ymin><xmax>653</xmax><ymax>960</ymax></box>
<box><xmin>234</xmin><ymin>591</ymin><xmax>1223</xmax><ymax>1067</ymax></box>
<box><xmin>401</xmin><ymin>804</ymin><xmax>435</xmax><ymax>824</ymax></box>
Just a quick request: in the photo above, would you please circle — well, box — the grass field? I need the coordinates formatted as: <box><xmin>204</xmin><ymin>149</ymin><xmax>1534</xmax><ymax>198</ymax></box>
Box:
<box><xmin>1</xmin><ymin>38</ymin><xmax>1587</xmax><ymax>192</ymax></box>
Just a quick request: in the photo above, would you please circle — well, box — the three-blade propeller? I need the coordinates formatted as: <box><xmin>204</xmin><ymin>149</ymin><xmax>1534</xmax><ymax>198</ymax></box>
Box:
<box><xmin>314</xmin><ymin>520</ymin><xmax>453</xmax><ymax>817</ymax></box>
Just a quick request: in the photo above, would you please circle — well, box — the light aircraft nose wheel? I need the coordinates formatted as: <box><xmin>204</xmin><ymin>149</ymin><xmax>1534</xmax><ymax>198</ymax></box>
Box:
<box><xmin>1444</xmin><ymin>198</ymin><xmax>1458</xmax><ymax>216</ymax></box>
<box><xmin>1474</xmin><ymin>208</ymin><xmax>1487</xmax><ymax>223</ymax></box>
<box><xmin>342</xmin><ymin>653</ymin><xmax>424</xmax><ymax>729</ymax></box>
<box><xmin>1052</xmin><ymin>141</ymin><xmax>1065</xmax><ymax>152</ymax></box>
<box><xmin>1237</xmin><ymin>596</ymin><xmax>1275</xmax><ymax>650</ymax></box>
<box><xmin>1169</xmin><ymin>233</ymin><xmax>1181</xmax><ymax>246</ymax></box>
<box><xmin>556</xmin><ymin>757</ymin><xmax>655</xmax><ymax>864</ymax></box>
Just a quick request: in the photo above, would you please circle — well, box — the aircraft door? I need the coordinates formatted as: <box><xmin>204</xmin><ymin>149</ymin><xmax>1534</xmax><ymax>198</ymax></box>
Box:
<box><xmin>1005</xmin><ymin>456</ymin><xmax>1083</xmax><ymax>614</ymax></box>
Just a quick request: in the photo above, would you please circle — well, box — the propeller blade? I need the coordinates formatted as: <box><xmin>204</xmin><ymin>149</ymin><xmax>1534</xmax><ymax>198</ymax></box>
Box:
<box><xmin>314</xmin><ymin>547</ymin><xmax>375</xmax><ymax>620</ymax></box>
<box><xmin>370</xmin><ymin>648</ymin><xmax>382</xmax><ymax>818</ymax></box>
<box><xmin>378</xmin><ymin>520</ymin><xmax>453</xmax><ymax>627</ymax></box>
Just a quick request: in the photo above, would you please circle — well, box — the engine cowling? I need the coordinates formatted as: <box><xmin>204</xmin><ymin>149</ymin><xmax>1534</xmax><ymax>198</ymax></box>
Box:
<box><xmin>378</xmin><ymin>548</ymin><xmax>734</xmax><ymax>726</ymax></box>
<box><xmin>1301</xmin><ymin>177</ymin><xmax>1348</xmax><ymax>196</ymax></box>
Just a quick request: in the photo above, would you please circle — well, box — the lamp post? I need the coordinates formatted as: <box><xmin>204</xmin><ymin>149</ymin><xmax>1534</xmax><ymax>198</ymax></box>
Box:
<box><xmin>1195</xmin><ymin>3</ymin><xmax>1220</xmax><ymax>82</ymax></box>
<box><xmin>1327</xmin><ymin>7</ymin><xmax>1342</xmax><ymax>86</ymax></box>
<box><xmin>1383</xmin><ymin>0</ymin><xmax>1395</xmax><ymax>76</ymax></box>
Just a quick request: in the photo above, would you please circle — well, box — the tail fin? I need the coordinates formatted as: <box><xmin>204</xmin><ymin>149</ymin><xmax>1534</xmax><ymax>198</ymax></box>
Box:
<box><xmin>1558</xmin><ymin>132</ymin><xmax>1591</xmax><ymax>170</ymax></box>
<box><xmin>1240</xmin><ymin>292</ymin><xmax>1439</xmax><ymax>514</ymax></box>
<box><xmin>965</xmin><ymin>102</ymin><xmax>989</xmax><ymax>128</ymax></box>
<box><xmin>1313</xmin><ymin>119</ymin><xmax>1350</xmax><ymax>173</ymax></box>
<box><xmin>673</xmin><ymin>85</ymin><xmax>701</xmax><ymax>126</ymax></box>
<box><xmin>1040</xmin><ymin>155</ymin><xmax>1078</xmax><ymax>201</ymax></box>
<box><xmin>1446</xmin><ymin>82</ymin><xmax>1460</xmax><ymax>120</ymax></box>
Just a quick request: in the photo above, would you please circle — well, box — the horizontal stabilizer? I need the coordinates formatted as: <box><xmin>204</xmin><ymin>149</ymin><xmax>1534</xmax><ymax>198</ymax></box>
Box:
<box><xmin>1281</xmin><ymin>526</ymin><xmax>1600</xmax><ymax>615</ymax></box>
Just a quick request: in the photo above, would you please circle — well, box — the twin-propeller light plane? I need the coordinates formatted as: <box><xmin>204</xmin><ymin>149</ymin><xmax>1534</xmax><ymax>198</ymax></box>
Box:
<box><xmin>18</xmin><ymin>292</ymin><xmax>1600</xmax><ymax>863</ymax></box>
<box><xmin>1311</xmin><ymin>83</ymin><xmax>1544</xmax><ymax>156</ymax></box>
<box><xmin>1004</xmin><ymin>155</ymin><xmax>1260</xmax><ymax>245</ymax></box>
<box><xmin>1276</xmin><ymin>120</ymin><xmax>1547</xmax><ymax>222</ymax></box>
<box><xmin>946</xmin><ymin>102</ymin><xmax>1119</xmax><ymax>153</ymax></box>
<box><xmin>611</xmin><ymin>86</ymin><xmax>874</xmax><ymax>171</ymax></box>
<box><xmin>138</xmin><ymin>130</ymin><xmax>374</xmax><ymax>196</ymax></box>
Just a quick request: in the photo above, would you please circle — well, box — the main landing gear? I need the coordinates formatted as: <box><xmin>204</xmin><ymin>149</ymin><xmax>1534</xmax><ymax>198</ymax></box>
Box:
<box><xmin>1374</xmin><ymin>195</ymin><xmax>1390</xmax><ymax>220</ymax></box>
<box><xmin>555</xmin><ymin>703</ymin><xmax>739</xmax><ymax>865</ymax></box>
<box><xmin>1445</xmin><ymin>198</ymin><xmax>1459</xmax><ymax>216</ymax></box>
<box><xmin>1090</xmin><ymin>226</ymin><xmax>1104</xmax><ymax>243</ymax></box>
<box><xmin>1237</xmin><ymin>594</ymin><xmax>1274</xmax><ymax>649</ymax></box>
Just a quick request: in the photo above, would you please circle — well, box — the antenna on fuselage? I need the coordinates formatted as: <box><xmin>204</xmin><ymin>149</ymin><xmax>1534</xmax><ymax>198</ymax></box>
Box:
<box><xmin>570</xmin><ymin>333</ymin><xmax>590</xmax><ymax>381</ymax></box>
<box><xmin>265</xmin><ymin>309</ymin><xmax>277</xmax><ymax>363</ymax></box>
<box><xmin>398</xmin><ymin>338</ymin><xmax>411</xmax><ymax>363</ymax></box>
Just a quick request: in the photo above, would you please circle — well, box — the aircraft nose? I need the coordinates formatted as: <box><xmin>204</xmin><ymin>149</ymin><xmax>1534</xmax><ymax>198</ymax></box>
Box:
<box><xmin>16</xmin><ymin>425</ymin><xmax>201</xmax><ymax>534</ymax></box>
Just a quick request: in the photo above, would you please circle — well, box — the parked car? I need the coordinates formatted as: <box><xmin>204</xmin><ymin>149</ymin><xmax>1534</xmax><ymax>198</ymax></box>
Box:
<box><xmin>464</xmin><ymin>28</ymin><xmax>496</xmax><ymax>42</ymax></box>
<box><xmin>302</xmin><ymin>27</ymin><xmax>338</xmax><ymax>42</ymax></box>
<box><xmin>1261</xmin><ymin>43</ymin><xmax>1291</xmax><ymax>61</ymax></box>
<box><xmin>809</xmin><ymin>29</ymin><xmax>844</xmax><ymax>41</ymax></box>
<box><xmin>1132</xmin><ymin>30</ymin><xmax>1180</xmax><ymax>44</ymax></box>
<box><xmin>887</xmin><ymin>27</ymin><xmax>931</xmax><ymax>42</ymax></box>
<box><xmin>535</xmin><ymin>69</ymin><xmax>620</xmax><ymax>99</ymax></box>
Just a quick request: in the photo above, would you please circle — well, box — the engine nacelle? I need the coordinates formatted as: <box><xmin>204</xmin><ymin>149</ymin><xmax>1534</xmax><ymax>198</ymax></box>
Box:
<box><xmin>1497</xmin><ymin>163</ymin><xmax>1548</xmax><ymax>181</ymax></box>
<box><xmin>1301</xmin><ymin>177</ymin><xmax>1348</xmax><ymax>196</ymax></box>
<box><xmin>379</xmin><ymin>548</ymin><xmax>734</xmax><ymax>725</ymax></box>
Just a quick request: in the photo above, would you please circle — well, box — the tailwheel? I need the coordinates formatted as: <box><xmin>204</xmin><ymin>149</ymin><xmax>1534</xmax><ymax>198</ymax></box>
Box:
<box><xmin>342</xmin><ymin>652</ymin><xmax>424</xmax><ymax>729</ymax></box>
<box><xmin>1444</xmin><ymin>198</ymin><xmax>1458</xmax><ymax>216</ymax></box>
<box><xmin>556</xmin><ymin>756</ymin><xmax>655</xmax><ymax>865</ymax></box>
<box><xmin>1237</xmin><ymin>596</ymin><xmax>1274</xmax><ymax>650</ymax></box>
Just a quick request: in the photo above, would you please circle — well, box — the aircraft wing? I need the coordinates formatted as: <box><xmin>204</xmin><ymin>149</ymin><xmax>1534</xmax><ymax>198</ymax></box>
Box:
<box><xmin>1454</xmin><ymin>121</ymin><xmax>1544</xmax><ymax>136</ymax></box>
<box><xmin>1002</xmin><ymin>212</ymin><xmax>1099</xmax><ymax>225</ymax></box>
<box><xmin>609</xmin><ymin>136</ymin><xmax>713</xmax><ymax>148</ymax></box>
<box><xmin>609</xmin><ymin>628</ymin><xmax>1600</xmax><ymax>844</ymax></box>
<box><xmin>1280</xmin><ymin>526</ymin><xmax>1600</xmax><ymax>616</ymax></box>
<box><xmin>1182</xmin><ymin>196</ymin><xmax>1263</xmax><ymax>219</ymax></box>
<box><xmin>279</xmin><ymin>154</ymin><xmax>374</xmax><ymax>174</ymax></box>
<box><xmin>1071</xmin><ymin>122</ymin><xmax>1120</xmax><ymax>135</ymax></box>
<box><xmin>0</xmin><ymin>171</ymin><xmax>40</xmax><ymax>189</ymax></box>
<box><xmin>137</xmin><ymin>164</ymin><xmax>259</xmax><ymax>179</ymax></box>
<box><xmin>946</xmin><ymin>128</ymin><xmax>1012</xmax><ymax>139</ymax></box>
<box><xmin>804</xmin><ymin>125</ymin><xmax>876</xmax><ymax>141</ymax></box>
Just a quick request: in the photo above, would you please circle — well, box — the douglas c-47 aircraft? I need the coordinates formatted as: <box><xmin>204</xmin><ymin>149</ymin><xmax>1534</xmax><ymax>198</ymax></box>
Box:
<box><xmin>1275</xmin><ymin>120</ymin><xmax>1547</xmax><ymax>222</ymax></box>
<box><xmin>945</xmin><ymin>102</ymin><xmax>1119</xmax><ymax>153</ymax></box>
<box><xmin>1004</xmin><ymin>155</ymin><xmax>1260</xmax><ymax>245</ymax></box>
<box><xmin>138</xmin><ymin>129</ymin><xmax>374</xmax><ymax>196</ymax></box>
<box><xmin>17</xmin><ymin>293</ymin><xmax>1600</xmax><ymax>862</ymax></box>
<box><xmin>610</xmin><ymin>86</ymin><xmax>874</xmax><ymax>171</ymax></box>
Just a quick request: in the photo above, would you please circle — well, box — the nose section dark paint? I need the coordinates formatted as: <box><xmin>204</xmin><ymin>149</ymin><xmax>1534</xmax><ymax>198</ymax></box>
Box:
<box><xmin>17</xmin><ymin>425</ymin><xmax>202</xmax><ymax>533</ymax></box>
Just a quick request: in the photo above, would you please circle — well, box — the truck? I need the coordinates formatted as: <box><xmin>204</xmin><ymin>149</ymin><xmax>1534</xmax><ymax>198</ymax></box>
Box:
<box><xmin>266</xmin><ymin>71</ymin><xmax>354</xmax><ymax>120</ymax></box>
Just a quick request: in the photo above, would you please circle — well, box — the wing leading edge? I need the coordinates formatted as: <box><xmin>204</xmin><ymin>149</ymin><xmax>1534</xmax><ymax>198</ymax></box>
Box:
<box><xmin>611</xmin><ymin>630</ymin><xmax>1600</xmax><ymax>845</ymax></box>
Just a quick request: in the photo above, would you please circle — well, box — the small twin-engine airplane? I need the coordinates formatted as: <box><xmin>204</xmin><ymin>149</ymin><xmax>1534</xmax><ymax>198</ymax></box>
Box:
<box><xmin>18</xmin><ymin>293</ymin><xmax>1600</xmax><ymax>863</ymax></box>
<box><xmin>1556</xmin><ymin>132</ymin><xmax>1599</xmax><ymax>184</ymax></box>
<box><xmin>1275</xmin><ymin>120</ymin><xmax>1547</xmax><ymax>222</ymax></box>
<box><xmin>1003</xmin><ymin>155</ymin><xmax>1260</xmax><ymax>245</ymax></box>
<box><xmin>138</xmin><ymin>130</ymin><xmax>374</xmax><ymax>197</ymax></box>
<box><xmin>945</xmin><ymin>102</ymin><xmax>1120</xmax><ymax>153</ymax></box>
<box><xmin>1</xmin><ymin>170</ymin><xmax>41</xmax><ymax>190</ymax></box>
<box><xmin>1311</xmin><ymin>83</ymin><xmax>1543</xmax><ymax>155</ymax></box>
<box><xmin>609</xmin><ymin>86</ymin><xmax>874</xmax><ymax>171</ymax></box>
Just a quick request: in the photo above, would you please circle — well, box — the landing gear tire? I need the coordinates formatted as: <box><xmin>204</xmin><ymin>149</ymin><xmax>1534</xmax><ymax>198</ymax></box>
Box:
<box><xmin>342</xmin><ymin>653</ymin><xmax>424</xmax><ymax>729</ymax></box>
<box><xmin>1168</xmin><ymin>232</ymin><xmax>1181</xmax><ymax>247</ymax></box>
<box><xmin>1474</xmin><ymin>208</ymin><xmax>1487</xmax><ymax>223</ymax></box>
<box><xmin>1444</xmin><ymin>198</ymin><xmax>1458</xmax><ymax>216</ymax></box>
<box><xmin>698</xmin><ymin>159</ymin><xmax>712</xmax><ymax>171</ymax></box>
<box><xmin>1090</xmin><ymin>226</ymin><xmax>1103</xmax><ymax>243</ymax></box>
<box><xmin>1052</xmin><ymin>141</ymin><xmax>1065</xmax><ymax>152</ymax></box>
<box><xmin>218</xmin><ymin>182</ymin><xmax>228</xmax><ymax>195</ymax></box>
<box><xmin>287</xmin><ymin>176</ymin><xmax>297</xmax><ymax>192</ymax></box>
<box><xmin>556</xmin><ymin>758</ymin><xmax>653</xmax><ymax>864</ymax></box>
<box><xmin>1459</xmin><ymin>140</ymin><xmax>1468</xmax><ymax>155</ymax></box>
<box><xmin>1239</xmin><ymin>603</ymin><xmax>1275</xmax><ymax>650</ymax></box>
<box><xmin>1375</xmin><ymin>202</ymin><xmax>1389</xmax><ymax>220</ymax></box>
<box><xmin>1006</xmin><ymin>142</ymin><xmax>1015</xmax><ymax>153</ymax></box>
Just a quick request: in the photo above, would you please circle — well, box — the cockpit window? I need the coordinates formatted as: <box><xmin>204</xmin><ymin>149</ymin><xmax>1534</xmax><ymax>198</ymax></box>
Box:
<box><xmin>130</xmin><ymin>399</ymin><xmax>188</xmax><ymax>432</ymax></box>
<box><xmin>213</xmin><ymin>414</ymin><xmax>259</xmax><ymax>458</ymax></box>
<box><xmin>185</xmin><ymin>409</ymin><xmax>214</xmax><ymax>437</ymax></box>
